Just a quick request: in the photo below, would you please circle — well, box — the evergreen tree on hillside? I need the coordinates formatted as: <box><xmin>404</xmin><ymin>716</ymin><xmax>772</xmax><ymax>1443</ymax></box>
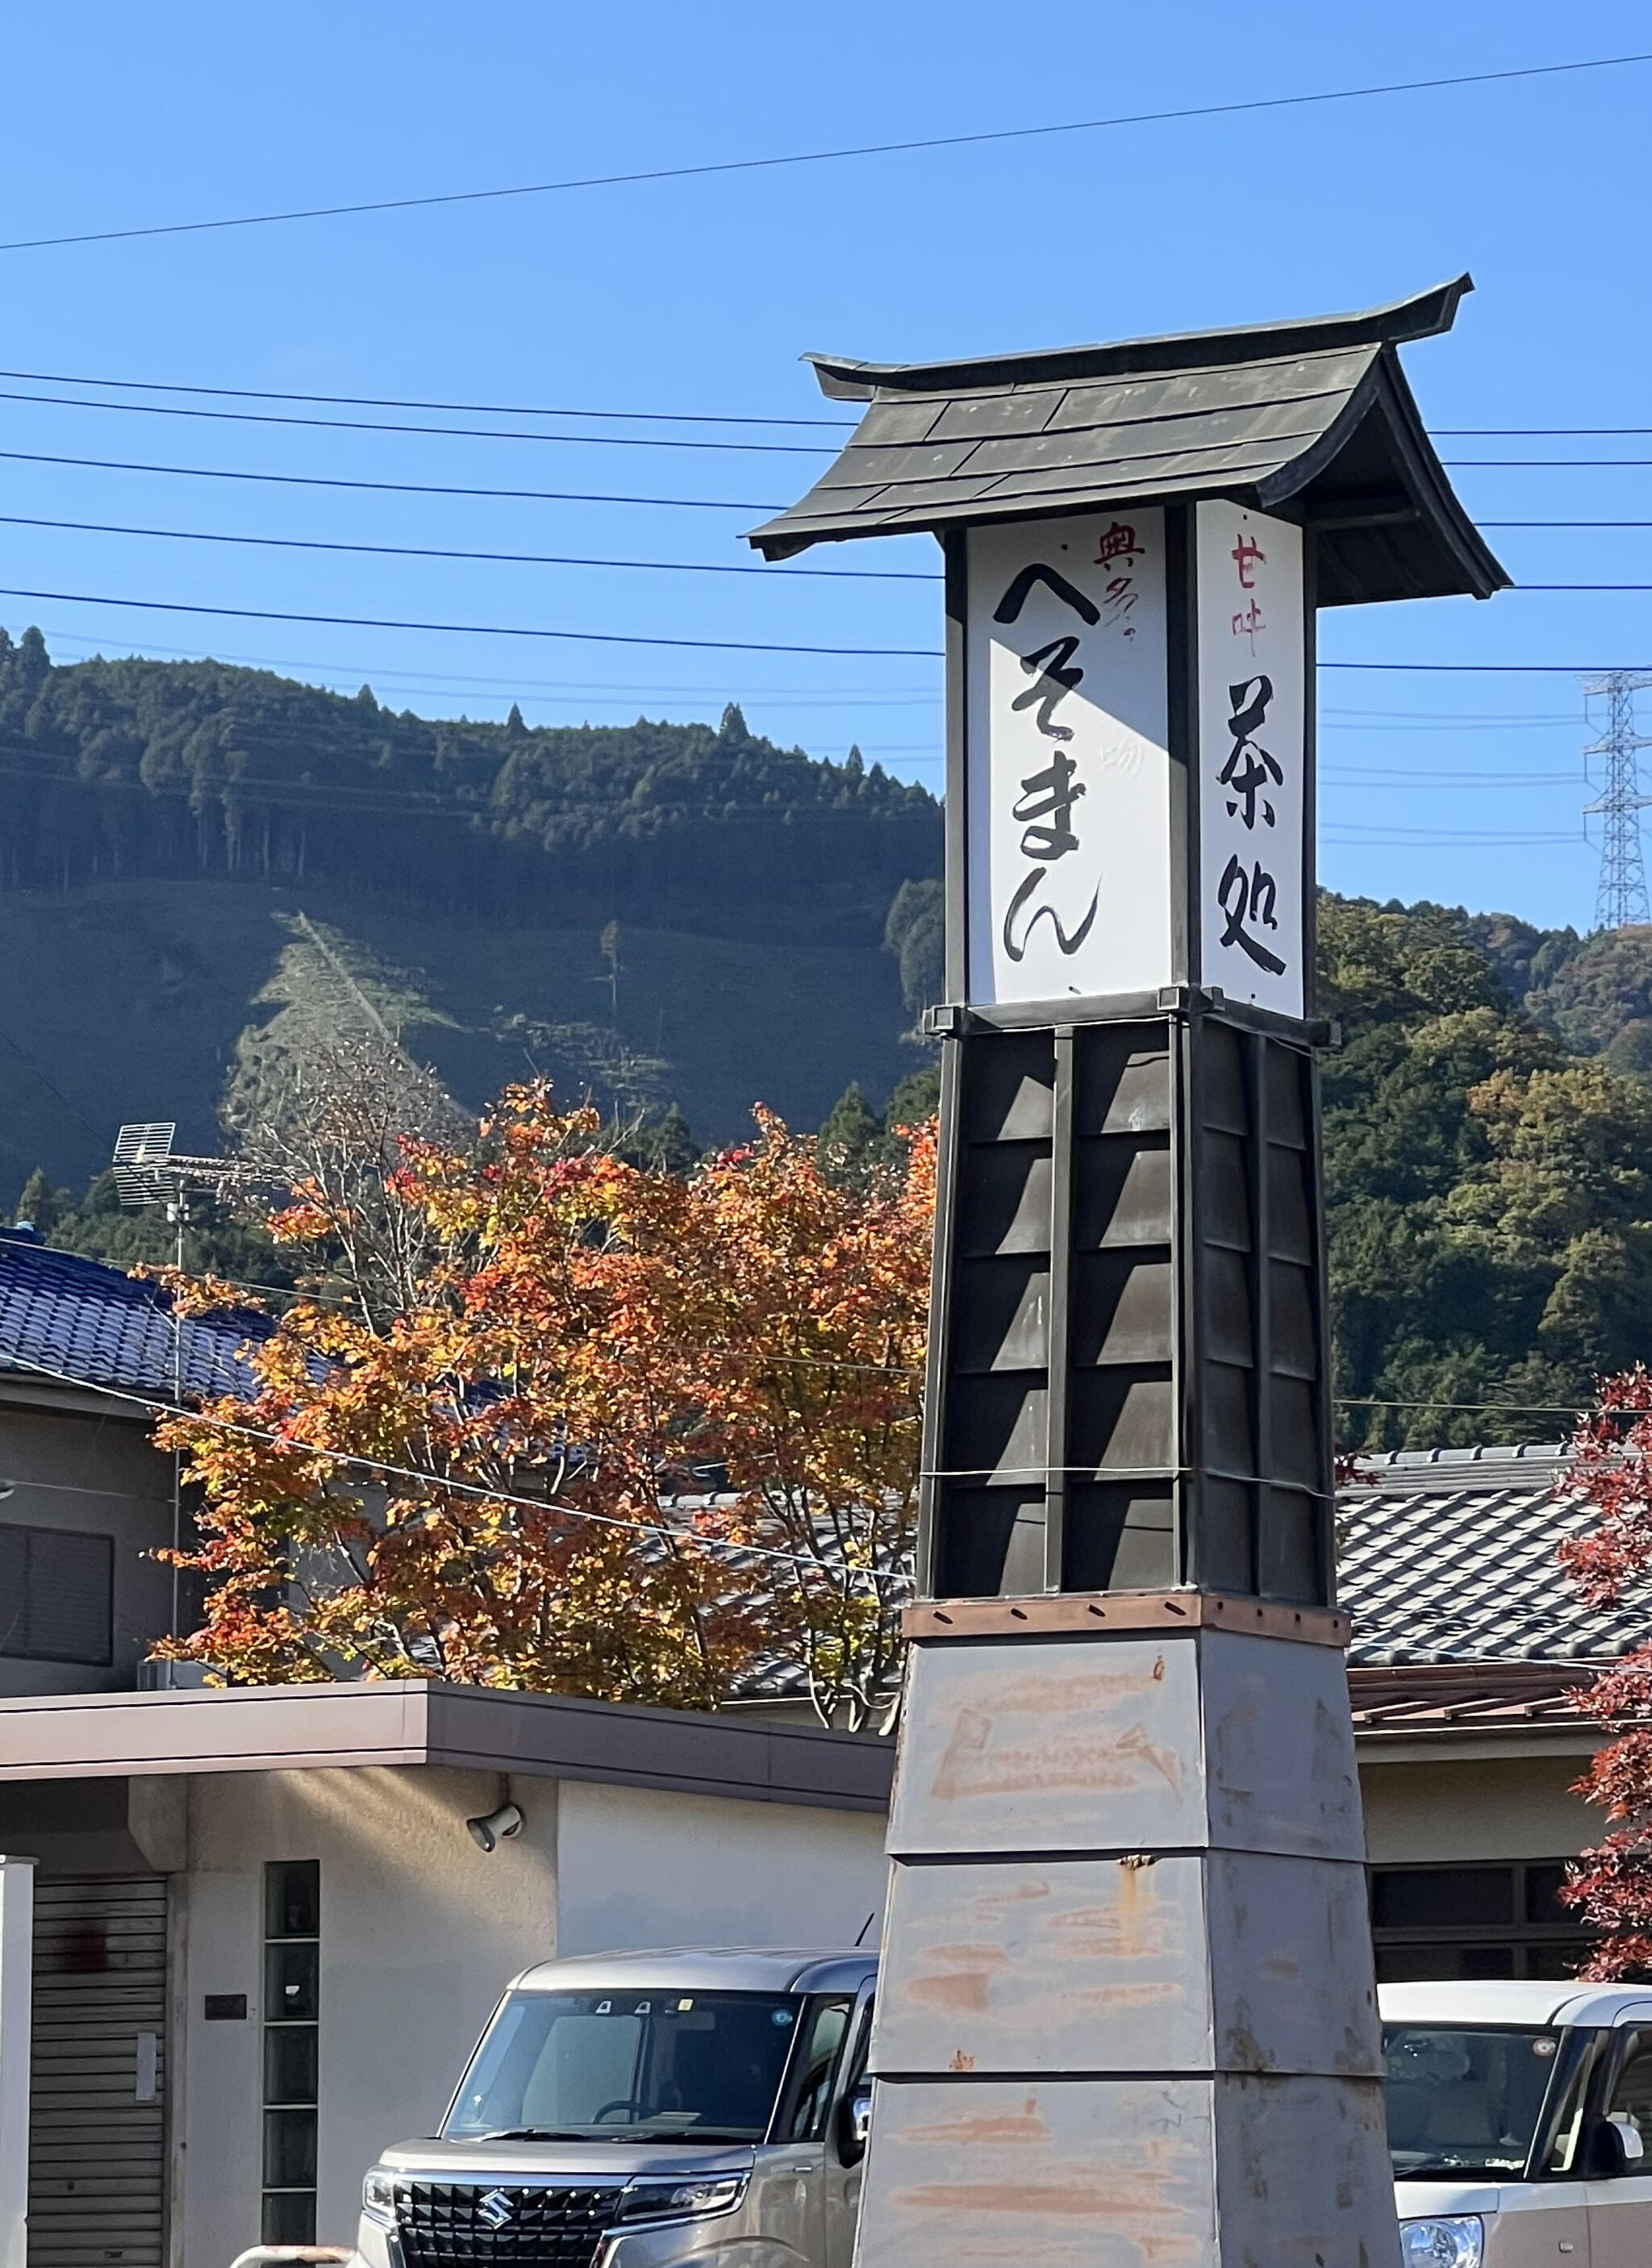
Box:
<box><xmin>0</xmin><ymin>632</ymin><xmax>941</xmax><ymax>941</ymax></box>
<box><xmin>816</xmin><ymin>1082</ymin><xmax>884</xmax><ymax>1187</ymax></box>
<box><xmin>884</xmin><ymin>878</ymin><xmax>945</xmax><ymax>1028</ymax></box>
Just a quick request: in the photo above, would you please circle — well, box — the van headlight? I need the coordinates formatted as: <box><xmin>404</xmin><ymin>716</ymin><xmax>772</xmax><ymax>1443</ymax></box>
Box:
<box><xmin>361</xmin><ymin>2169</ymin><xmax>398</xmax><ymax>2228</ymax></box>
<box><xmin>1400</xmin><ymin>2217</ymin><xmax>1483</xmax><ymax>2268</ymax></box>
<box><xmin>614</xmin><ymin>2175</ymin><xmax>747</xmax><ymax>2224</ymax></box>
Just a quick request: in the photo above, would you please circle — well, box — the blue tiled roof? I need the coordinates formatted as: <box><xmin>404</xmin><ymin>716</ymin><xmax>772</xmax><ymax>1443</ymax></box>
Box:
<box><xmin>0</xmin><ymin>1227</ymin><xmax>270</xmax><ymax>1406</ymax></box>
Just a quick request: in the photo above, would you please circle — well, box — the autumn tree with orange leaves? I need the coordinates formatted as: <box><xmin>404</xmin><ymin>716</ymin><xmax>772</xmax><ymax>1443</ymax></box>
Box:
<box><xmin>153</xmin><ymin>1086</ymin><xmax>932</xmax><ymax>1728</ymax></box>
<box><xmin>1556</xmin><ymin>1369</ymin><xmax>1652</xmax><ymax>1974</ymax></box>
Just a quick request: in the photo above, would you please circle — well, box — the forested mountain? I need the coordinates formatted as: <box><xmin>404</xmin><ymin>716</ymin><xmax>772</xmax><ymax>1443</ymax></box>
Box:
<box><xmin>9</xmin><ymin>627</ymin><xmax>1652</xmax><ymax>1449</ymax></box>
<box><xmin>1322</xmin><ymin>898</ymin><xmax>1652</xmax><ymax>1448</ymax></box>
<box><xmin>0</xmin><ymin>627</ymin><xmax>936</xmax><ymax>940</ymax></box>
<box><xmin>0</xmin><ymin>632</ymin><xmax>943</xmax><ymax>1192</ymax></box>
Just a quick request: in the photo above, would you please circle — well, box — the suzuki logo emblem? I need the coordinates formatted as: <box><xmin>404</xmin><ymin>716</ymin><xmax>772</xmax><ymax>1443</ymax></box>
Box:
<box><xmin>477</xmin><ymin>2191</ymin><xmax>515</xmax><ymax>2231</ymax></box>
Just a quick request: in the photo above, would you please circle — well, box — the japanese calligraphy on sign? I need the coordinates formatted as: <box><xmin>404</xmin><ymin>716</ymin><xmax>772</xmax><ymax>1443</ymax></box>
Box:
<box><xmin>1195</xmin><ymin>504</ymin><xmax>1306</xmax><ymax>1016</ymax></box>
<box><xmin>965</xmin><ymin>511</ymin><xmax>1170</xmax><ymax>1004</ymax></box>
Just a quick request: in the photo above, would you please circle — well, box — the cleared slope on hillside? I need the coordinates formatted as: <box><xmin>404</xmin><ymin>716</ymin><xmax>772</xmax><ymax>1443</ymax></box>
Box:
<box><xmin>0</xmin><ymin>877</ymin><xmax>914</xmax><ymax>1193</ymax></box>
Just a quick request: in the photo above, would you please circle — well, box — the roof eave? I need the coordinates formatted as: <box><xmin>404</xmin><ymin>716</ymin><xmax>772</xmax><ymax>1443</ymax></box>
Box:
<box><xmin>804</xmin><ymin>275</ymin><xmax>1473</xmax><ymax>399</ymax></box>
<box><xmin>1258</xmin><ymin>352</ymin><xmax>1510</xmax><ymax>602</ymax></box>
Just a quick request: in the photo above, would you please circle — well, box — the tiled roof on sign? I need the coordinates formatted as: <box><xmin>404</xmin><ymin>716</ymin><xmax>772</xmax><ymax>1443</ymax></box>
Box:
<box><xmin>1338</xmin><ymin>1444</ymin><xmax>1645</xmax><ymax>1670</ymax></box>
<box><xmin>0</xmin><ymin>1225</ymin><xmax>270</xmax><ymax>1407</ymax></box>
<box><xmin>748</xmin><ymin>277</ymin><xmax>1508</xmax><ymax>609</ymax></box>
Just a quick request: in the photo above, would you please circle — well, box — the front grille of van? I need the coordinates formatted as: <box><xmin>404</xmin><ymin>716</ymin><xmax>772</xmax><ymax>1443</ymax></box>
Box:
<box><xmin>394</xmin><ymin>2181</ymin><xmax>620</xmax><ymax>2268</ymax></box>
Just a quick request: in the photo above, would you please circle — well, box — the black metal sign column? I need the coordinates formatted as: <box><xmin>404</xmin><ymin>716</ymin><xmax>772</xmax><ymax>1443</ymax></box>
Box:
<box><xmin>752</xmin><ymin>279</ymin><xmax>1506</xmax><ymax>2268</ymax></box>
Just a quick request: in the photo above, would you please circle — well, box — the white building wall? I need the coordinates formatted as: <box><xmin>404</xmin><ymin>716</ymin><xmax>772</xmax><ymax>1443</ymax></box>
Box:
<box><xmin>179</xmin><ymin>1765</ymin><xmax>560</xmax><ymax>2268</ymax></box>
<box><xmin>552</xmin><ymin>1780</ymin><xmax>889</xmax><ymax>1957</ymax></box>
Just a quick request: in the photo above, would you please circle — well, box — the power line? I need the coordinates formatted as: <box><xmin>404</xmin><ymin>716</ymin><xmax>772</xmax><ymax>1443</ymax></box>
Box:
<box><xmin>0</xmin><ymin>447</ymin><xmax>780</xmax><ymax>511</ymax></box>
<box><xmin>1320</xmin><ymin>769</ymin><xmax>1585</xmax><ymax>786</ymax></box>
<box><xmin>0</xmin><ymin>585</ymin><xmax>938</xmax><ymax>657</ymax></box>
<box><xmin>1447</xmin><ymin>458</ymin><xmax>1652</xmax><ymax>468</ymax></box>
<box><xmin>1322</xmin><ymin>661</ymin><xmax>1652</xmax><ymax>674</ymax></box>
<box><xmin>0</xmin><ymin>1349</ymin><xmax>913</xmax><ymax>1588</ymax></box>
<box><xmin>5</xmin><ymin>586</ymin><xmax>1649</xmax><ymax>673</ymax></box>
<box><xmin>0</xmin><ymin>1028</ymin><xmax>104</xmax><ymax>1138</ymax></box>
<box><xmin>1335</xmin><ymin>1395</ymin><xmax>1586</xmax><ymax>1415</ymax></box>
<box><xmin>0</xmin><ymin>385</ymin><xmax>833</xmax><ymax>456</ymax></box>
<box><xmin>11</xmin><ymin>514</ymin><xmax>1652</xmax><ymax>594</ymax></box>
<box><xmin>1441</xmin><ymin>428</ymin><xmax>1652</xmax><ymax>438</ymax></box>
<box><xmin>5</xmin><ymin>381</ymin><xmax>1651</xmax><ymax>469</ymax></box>
<box><xmin>6</xmin><ymin>365</ymin><xmax>1652</xmax><ymax>447</ymax></box>
<box><xmin>0</xmin><ymin>367</ymin><xmax>855</xmax><ymax>429</ymax></box>
<box><xmin>0</xmin><ymin>744</ymin><xmax>943</xmax><ymax>822</ymax></box>
<box><xmin>0</xmin><ymin>512</ymin><xmax>936</xmax><ymax>582</ymax></box>
<box><xmin>5</xmin><ymin>52</ymin><xmax>1646</xmax><ymax>256</ymax></box>
<box><xmin>25</xmin><ymin>627</ymin><xmax>943</xmax><ymax>701</ymax></box>
<box><xmin>1321</xmin><ymin>825</ymin><xmax>1583</xmax><ymax>843</ymax></box>
<box><xmin>7</xmin><ymin>443</ymin><xmax>1652</xmax><ymax>527</ymax></box>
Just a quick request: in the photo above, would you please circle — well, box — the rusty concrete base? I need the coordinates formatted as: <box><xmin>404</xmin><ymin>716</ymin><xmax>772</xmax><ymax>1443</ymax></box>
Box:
<box><xmin>853</xmin><ymin>1616</ymin><xmax>1401</xmax><ymax>2268</ymax></box>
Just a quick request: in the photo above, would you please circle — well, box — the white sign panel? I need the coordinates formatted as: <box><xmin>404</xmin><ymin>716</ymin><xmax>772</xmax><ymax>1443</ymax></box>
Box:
<box><xmin>966</xmin><ymin>510</ymin><xmax>1171</xmax><ymax>1005</ymax></box>
<box><xmin>1195</xmin><ymin>502</ymin><xmax>1307</xmax><ymax>1017</ymax></box>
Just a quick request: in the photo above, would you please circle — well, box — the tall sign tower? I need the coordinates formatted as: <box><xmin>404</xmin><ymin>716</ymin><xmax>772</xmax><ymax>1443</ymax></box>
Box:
<box><xmin>753</xmin><ymin>278</ymin><xmax>1507</xmax><ymax>2266</ymax></box>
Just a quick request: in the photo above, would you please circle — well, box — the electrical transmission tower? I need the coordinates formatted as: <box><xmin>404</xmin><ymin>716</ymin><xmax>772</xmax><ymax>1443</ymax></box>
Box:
<box><xmin>1583</xmin><ymin>670</ymin><xmax>1652</xmax><ymax>929</ymax></box>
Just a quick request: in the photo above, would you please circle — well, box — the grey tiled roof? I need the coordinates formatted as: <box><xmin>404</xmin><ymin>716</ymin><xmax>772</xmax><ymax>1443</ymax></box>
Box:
<box><xmin>749</xmin><ymin>279</ymin><xmax>1507</xmax><ymax>609</ymax></box>
<box><xmin>1338</xmin><ymin>1445</ymin><xmax>1644</xmax><ymax>1669</ymax></box>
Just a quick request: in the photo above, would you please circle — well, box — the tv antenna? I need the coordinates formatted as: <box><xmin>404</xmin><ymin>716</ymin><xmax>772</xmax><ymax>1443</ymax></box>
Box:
<box><xmin>111</xmin><ymin>1120</ymin><xmax>284</xmax><ymax>1677</ymax></box>
<box><xmin>111</xmin><ymin>1122</ymin><xmax>274</xmax><ymax>1229</ymax></box>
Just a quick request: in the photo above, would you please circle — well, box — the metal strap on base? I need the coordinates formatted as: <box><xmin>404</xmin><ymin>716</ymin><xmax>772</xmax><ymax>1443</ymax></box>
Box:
<box><xmin>902</xmin><ymin>1587</ymin><xmax>1350</xmax><ymax>1648</ymax></box>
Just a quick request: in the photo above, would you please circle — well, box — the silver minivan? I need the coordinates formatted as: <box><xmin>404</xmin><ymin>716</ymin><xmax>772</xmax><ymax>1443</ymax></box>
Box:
<box><xmin>353</xmin><ymin>1949</ymin><xmax>875</xmax><ymax>2268</ymax></box>
<box><xmin>354</xmin><ymin>1955</ymin><xmax>1652</xmax><ymax>2268</ymax></box>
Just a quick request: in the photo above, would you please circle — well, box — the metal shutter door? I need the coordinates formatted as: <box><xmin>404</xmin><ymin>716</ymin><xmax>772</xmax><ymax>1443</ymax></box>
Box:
<box><xmin>29</xmin><ymin>1878</ymin><xmax>169</xmax><ymax>2268</ymax></box>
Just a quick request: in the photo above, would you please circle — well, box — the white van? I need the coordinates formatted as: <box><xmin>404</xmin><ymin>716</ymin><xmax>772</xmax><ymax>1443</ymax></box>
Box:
<box><xmin>353</xmin><ymin>1957</ymin><xmax>1652</xmax><ymax>2268</ymax></box>
<box><xmin>1384</xmin><ymin>1978</ymin><xmax>1652</xmax><ymax>2266</ymax></box>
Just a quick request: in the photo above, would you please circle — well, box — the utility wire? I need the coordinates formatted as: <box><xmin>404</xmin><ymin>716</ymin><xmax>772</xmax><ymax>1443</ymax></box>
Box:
<box><xmin>4</xmin><ymin>583</ymin><xmax>1649</xmax><ymax>672</ymax></box>
<box><xmin>0</xmin><ymin>753</ymin><xmax>934</xmax><ymax>825</ymax></box>
<box><xmin>0</xmin><ymin>367</ymin><xmax>855</xmax><ymax>429</ymax></box>
<box><xmin>1442</xmin><ymin>428</ymin><xmax>1652</xmax><ymax>439</ymax></box>
<box><xmin>0</xmin><ymin>447</ymin><xmax>779</xmax><ymax>511</ymax></box>
<box><xmin>0</xmin><ymin>1348</ymin><xmax>913</xmax><ymax>1587</ymax></box>
<box><xmin>0</xmin><ymin>385</ymin><xmax>833</xmax><ymax>455</ymax></box>
<box><xmin>4</xmin><ymin>52</ymin><xmax>1646</xmax><ymax>255</ymax></box>
<box><xmin>0</xmin><ymin>1028</ymin><xmax>104</xmax><ymax>1138</ymax></box>
<box><xmin>2</xmin><ymin>365</ymin><xmax>1651</xmax><ymax>446</ymax></box>
<box><xmin>0</xmin><ymin>513</ymin><xmax>936</xmax><ymax>582</ymax></box>
<box><xmin>6</xmin><ymin>383</ymin><xmax>1652</xmax><ymax>470</ymax></box>
<box><xmin>0</xmin><ymin>585</ymin><xmax>937</xmax><ymax>657</ymax></box>
<box><xmin>11</xmin><ymin>513</ymin><xmax>1652</xmax><ymax>593</ymax></box>
<box><xmin>7</xmin><ymin>444</ymin><xmax>1652</xmax><ymax>525</ymax></box>
<box><xmin>1322</xmin><ymin>661</ymin><xmax>1652</xmax><ymax>674</ymax></box>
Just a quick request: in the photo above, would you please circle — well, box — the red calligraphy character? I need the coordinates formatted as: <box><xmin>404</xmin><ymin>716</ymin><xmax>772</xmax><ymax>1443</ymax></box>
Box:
<box><xmin>1231</xmin><ymin>533</ymin><xmax>1266</xmax><ymax>590</ymax></box>
<box><xmin>1093</xmin><ymin>522</ymin><xmax>1141</xmax><ymax>567</ymax></box>
<box><xmin>1231</xmin><ymin>599</ymin><xmax>1265</xmax><ymax>654</ymax></box>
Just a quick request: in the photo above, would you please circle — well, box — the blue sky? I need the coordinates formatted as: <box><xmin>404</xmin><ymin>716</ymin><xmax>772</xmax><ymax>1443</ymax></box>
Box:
<box><xmin>3</xmin><ymin>0</ymin><xmax>1650</xmax><ymax>932</ymax></box>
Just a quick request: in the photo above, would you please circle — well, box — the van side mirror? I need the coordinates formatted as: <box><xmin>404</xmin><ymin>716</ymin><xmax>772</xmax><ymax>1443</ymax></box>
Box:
<box><xmin>1582</xmin><ymin>2116</ymin><xmax>1632</xmax><ymax>2178</ymax></box>
<box><xmin>838</xmin><ymin>2087</ymin><xmax>872</xmax><ymax>2166</ymax></box>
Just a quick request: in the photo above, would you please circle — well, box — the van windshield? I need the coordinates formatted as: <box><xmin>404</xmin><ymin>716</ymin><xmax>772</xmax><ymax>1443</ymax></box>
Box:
<box><xmin>444</xmin><ymin>1990</ymin><xmax>803</xmax><ymax>2144</ymax></box>
<box><xmin>1383</xmin><ymin>2025</ymin><xmax>1562</xmax><ymax>2178</ymax></box>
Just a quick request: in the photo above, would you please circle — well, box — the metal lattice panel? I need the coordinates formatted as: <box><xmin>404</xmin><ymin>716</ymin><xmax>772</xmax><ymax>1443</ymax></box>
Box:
<box><xmin>920</xmin><ymin>1008</ymin><xmax>1331</xmax><ymax>1605</ymax></box>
